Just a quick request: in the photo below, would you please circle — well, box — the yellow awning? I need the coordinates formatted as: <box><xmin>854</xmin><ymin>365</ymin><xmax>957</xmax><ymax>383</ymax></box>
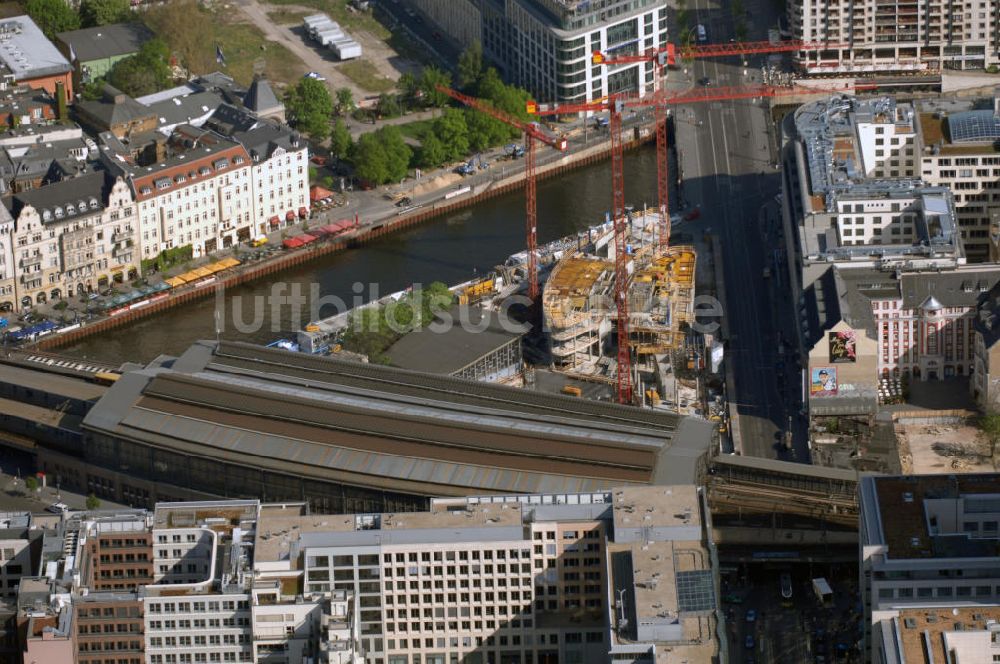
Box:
<box><xmin>166</xmin><ymin>276</ymin><xmax>188</xmax><ymax>287</ymax></box>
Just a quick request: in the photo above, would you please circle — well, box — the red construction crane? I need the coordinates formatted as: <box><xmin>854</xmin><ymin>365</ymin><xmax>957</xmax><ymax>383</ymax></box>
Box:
<box><xmin>435</xmin><ymin>85</ymin><xmax>568</xmax><ymax>301</ymax></box>
<box><xmin>529</xmin><ymin>81</ymin><xmax>865</xmax><ymax>405</ymax></box>
<box><xmin>592</xmin><ymin>39</ymin><xmax>846</xmax><ymax>69</ymax></box>
<box><xmin>591</xmin><ymin>39</ymin><xmax>845</xmax><ymax>251</ymax></box>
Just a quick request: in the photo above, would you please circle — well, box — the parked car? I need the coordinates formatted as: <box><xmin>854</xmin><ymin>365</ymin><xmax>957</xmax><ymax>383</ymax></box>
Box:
<box><xmin>304</xmin><ymin>71</ymin><xmax>327</xmax><ymax>82</ymax></box>
<box><xmin>745</xmin><ymin>609</ymin><xmax>757</xmax><ymax>623</ymax></box>
<box><xmin>46</xmin><ymin>502</ymin><xmax>69</xmax><ymax>514</ymax></box>
<box><xmin>745</xmin><ymin>635</ymin><xmax>755</xmax><ymax>649</ymax></box>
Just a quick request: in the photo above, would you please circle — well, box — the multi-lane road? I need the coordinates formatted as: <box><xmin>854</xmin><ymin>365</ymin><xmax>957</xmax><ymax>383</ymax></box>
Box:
<box><xmin>671</xmin><ymin>0</ymin><xmax>810</xmax><ymax>463</ymax></box>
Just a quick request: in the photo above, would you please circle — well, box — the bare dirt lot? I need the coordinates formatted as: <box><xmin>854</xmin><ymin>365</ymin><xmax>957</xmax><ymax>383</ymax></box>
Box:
<box><xmin>897</xmin><ymin>423</ymin><xmax>997</xmax><ymax>474</ymax></box>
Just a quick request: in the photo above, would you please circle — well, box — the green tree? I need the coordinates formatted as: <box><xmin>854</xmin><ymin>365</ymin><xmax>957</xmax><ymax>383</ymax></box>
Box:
<box><xmin>285</xmin><ymin>77</ymin><xmax>333</xmax><ymax>143</ymax></box>
<box><xmin>335</xmin><ymin>87</ymin><xmax>355</xmax><ymax>116</ymax></box>
<box><xmin>457</xmin><ymin>40</ymin><xmax>484</xmax><ymax>90</ymax></box>
<box><xmin>79</xmin><ymin>0</ymin><xmax>131</xmax><ymax>27</ymax></box>
<box><xmin>979</xmin><ymin>412</ymin><xmax>1000</xmax><ymax>466</ymax></box>
<box><xmin>107</xmin><ymin>38</ymin><xmax>172</xmax><ymax>97</ymax></box>
<box><xmin>418</xmin><ymin>66</ymin><xmax>452</xmax><ymax>107</ymax></box>
<box><xmin>417</xmin><ymin>133</ymin><xmax>447</xmax><ymax>169</ymax></box>
<box><xmin>397</xmin><ymin>71</ymin><xmax>420</xmax><ymax>108</ymax></box>
<box><xmin>431</xmin><ymin>108</ymin><xmax>469</xmax><ymax>162</ymax></box>
<box><xmin>350</xmin><ymin>126</ymin><xmax>412</xmax><ymax>185</ymax></box>
<box><xmin>376</xmin><ymin>92</ymin><xmax>402</xmax><ymax>119</ymax></box>
<box><xmin>25</xmin><ymin>0</ymin><xmax>80</xmax><ymax>39</ymax></box>
<box><xmin>351</xmin><ymin>132</ymin><xmax>390</xmax><ymax>185</ymax></box>
<box><xmin>85</xmin><ymin>493</ymin><xmax>101</xmax><ymax>510</ymax></box>
<box><xmin>376</xmin><ymin>126</ymin><xmax>412</xmax><ymax>182</ymax></box>
<box><xmin>330</xmin><ymin>118</ymin><xmax>352</xmax><ymax>161</ymax></box>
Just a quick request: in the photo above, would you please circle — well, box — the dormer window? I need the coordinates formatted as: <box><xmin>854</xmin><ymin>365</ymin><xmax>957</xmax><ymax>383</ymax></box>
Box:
<box><xmin>89</xmin><ymin>198</ymin><xmax>99</xmax><ymax>209</ymax></box>
<box><xmin>54</xmin><ymin>206</ymin><xmax>64</xmax><ymax>218</ymax></box>
<box><xmin>41</xmin><ymin>209</ymin><xmax>51</xmax><ymax>221</ymax></box>
<box><xmin>140</xmin><ymin>186</ymin><xmax>152</xmax><ymax>195</ymax></box>
<box><xmin>65</xmin><ymin>203</ymin><xmax>75</xmax><ymax>215</ymax></box>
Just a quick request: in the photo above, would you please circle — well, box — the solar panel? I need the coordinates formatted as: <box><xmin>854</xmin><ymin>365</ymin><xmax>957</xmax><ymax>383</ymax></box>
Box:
<box><xmin>948</xmin><ymin>110</ymin><xmax>1000</xmax><ymax>143</ymax></box>
<box><xmin>676</xmin><ymin>570</ymin><xmax>716</xmax><ymax>612</ymax></box>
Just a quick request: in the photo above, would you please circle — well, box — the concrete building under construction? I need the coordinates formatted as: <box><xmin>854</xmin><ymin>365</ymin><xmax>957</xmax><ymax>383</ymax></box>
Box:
<box><xmin>543</xmin><ymin>212</ymin><xmax>697</xmax><ymax>381</ymax></box>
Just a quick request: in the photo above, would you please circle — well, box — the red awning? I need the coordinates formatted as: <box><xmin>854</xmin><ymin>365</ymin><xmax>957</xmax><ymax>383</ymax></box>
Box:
<box><xmin>285</xmin><ymin>210</ymin><xmax>296</xmax><ymax>221</ymax></box>
<box><xmin>299</xmin><ymin>234</ymin><xmax>318</xmax><ymax>245</ymax></box>
<box><xmin>269</xmin><ymin>216</ymin><xmax>280</xmax><ymax>227</ymax></box>
<box><xmin>321</xmin><ymin>223</ymin><xmax>341</xmax><ymax>234</ymax></box>
<box><xmin>298</xmin><ymin>206</ymin><xmax>308</xmax><ymax>218</ymax></box>
<box><xmin>310</xmin><ymin>185</ymin><xmax>334</xmax><ymax>202</ymax></box>
<box><xmin>282</xmin><ymin>237</ymin><xmax>304</xmax><ymax>249</ymax></box>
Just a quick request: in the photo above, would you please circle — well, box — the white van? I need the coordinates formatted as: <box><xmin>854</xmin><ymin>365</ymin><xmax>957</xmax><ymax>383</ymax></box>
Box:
<box><xmin>696</xmin><ymin>24</ymin><xmax>707</xmax><ymax>42</ymax></box>
<box><xmin>46</xmin><ymin>502</ymin><xmax>69</xmax><ymax>514</ymax></box>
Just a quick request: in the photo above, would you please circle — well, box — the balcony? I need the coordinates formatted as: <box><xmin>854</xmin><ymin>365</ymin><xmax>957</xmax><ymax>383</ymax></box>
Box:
<box><xmin>20</xmin><ymin>253</ymin><xmax>41</xmax><ymax>268</ymax></box>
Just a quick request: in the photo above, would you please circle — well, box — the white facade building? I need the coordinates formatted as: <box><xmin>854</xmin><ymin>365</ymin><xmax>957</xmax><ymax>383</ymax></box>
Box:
<box><xmin>413</xmin><ymin>0</ymin><xmax>667</xmax><ymax>103</ymax></box>
<box><xmin>789</xmin><ymin>0</ymin><xmax>1000</xmax><ymax>74</ymax></box>
<box><xmin>859</xmin><ymin>474</ymin><xmax>1000</xmax><ymax>660</ymax></box>
<box><xmin>103</xmin><ymin>120</ymin><xmax>308</xmax><ymax>263</ymax></box>
<box><xmin>3</xmin><ymin>171</ymin><xmax>140</xmax><ymax>308</ymax></box>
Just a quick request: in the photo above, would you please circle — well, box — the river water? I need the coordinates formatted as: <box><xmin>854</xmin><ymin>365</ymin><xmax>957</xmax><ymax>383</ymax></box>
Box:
<box><xmin>62</xmin><ymin>146</ymin><xmax>660</xmax><ymax>364</ymax></box>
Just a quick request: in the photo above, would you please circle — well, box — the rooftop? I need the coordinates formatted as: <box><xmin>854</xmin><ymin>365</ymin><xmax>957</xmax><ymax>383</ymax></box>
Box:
<box><xmin>255</xmin><ymin>501</ymin><xmax>524</xmax><ymax>564</ymax></box>
<box><xmin>867</xmin><ymin>474</ymin><xmax>1000</xmax><ymax>560</ymax></box>
<box><xmin>384</xmin><ymin>306</ymin><xmax>525</xmax><ymax>375</ymax></box>
<box><xmin>0</xmin><ymin>16</ymin><xmax>72</xmax><ymax>81</ymax></box>
<box><xmin>607</xmin><ymin>486</ymin><xmax>718</xmax><ymax>663</ymax></box>
<box><xmin>82</xmin><ymin>340</ymin><xmax>701</xmax><ymax>497</ymax></box>
<box><xmin>11</xmin><ymin>171</ymin><xmax>108</xmax><ymax>222</ymax></box>
<box><xmin>892</xmin><ymin>606</ymin><xmax>1000</xmax><ymax>664</ymax></box>
<box><xmin>55</xmin><ymin>23</ymin><xmax>151</xmax><ymax>64</ymax></box>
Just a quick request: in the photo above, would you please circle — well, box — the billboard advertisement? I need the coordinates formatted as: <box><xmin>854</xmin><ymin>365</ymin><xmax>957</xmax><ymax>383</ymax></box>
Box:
<box><xmin>828</xmin><ymin>330</ymin><xmax>857</xmax><ymax>363</ymax></box>
<box><xmin>810</xmin><ymin>366</ymin><xmax>838</xmax><ymax>397</ymax></box>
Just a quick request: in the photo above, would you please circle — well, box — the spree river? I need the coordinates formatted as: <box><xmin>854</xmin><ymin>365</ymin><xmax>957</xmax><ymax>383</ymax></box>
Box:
<box><xmin>62</xmin><ymin>146</ymin><xmax>661</xmax><ymax>364</ymax></box>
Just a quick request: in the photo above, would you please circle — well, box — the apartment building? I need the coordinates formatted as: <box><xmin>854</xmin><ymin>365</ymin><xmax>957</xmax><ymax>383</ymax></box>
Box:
<box><xmin>871</xmin><ymin>605</ymin><xmax>1000</xmax><ymax>664</ymax></box>
<box><xmin>143</xmin><ymin>501</ymin><xmax>262</xmax><ymax>664</ymax></box>
<box><xmin>77</xmin><ymin>513</ymin><xmax>154</xmax><ymax>592</ymax></box>
<box><xmin>858</xmin><ymin>474</ymin><xmax>1000</xmax><ymax>659</ymax></box>
<box><xmin>0</xmin><ymin>513</ymin><xmax>34</xmax><ymax>600</ymax></box>
<box><xmin>74</xmin><ymin>593</ymin><xmax>144</xmax><ymax>664</ymax></box>
<box><xmin>256</xmin><ymin>485</ymin><xmax>722</xmax><ymax>664</ymax></box>
<box><xmin>3</xmin><ymin>170</ymin><xmax>140</xmax><ymax>307</ymax></box>
<box><xmin>17</xmin><ymin>577</ymin><xmax>74</xmax><ymax>664</ymax></box>
<box><xmin>412</xmin><ymin>0</ymin><xmax>668</xmax><ymax>102</ymax></box>
<box><xmin>916</xmin><ymin>97</ymin><xmax>1000</xmax><ymax>262</ymax></box>
<box><xmin>229</xmin><ymin>122</ymin><xmax>310</xmax><ymax>236</ymax></box>
<box><xmin>102</xmin><ymin>119</ymin><xmax>307</xmax><ymax>262</ymax></box>
<box><xmin>788</xmin><ymin>0</ymin><xmax>1000</xmax><ymax>74</ymax></box>
<box><xmin>102</xmin><ymin>125</ymin><xmax>253</xmax><ymax>261</ymax></box>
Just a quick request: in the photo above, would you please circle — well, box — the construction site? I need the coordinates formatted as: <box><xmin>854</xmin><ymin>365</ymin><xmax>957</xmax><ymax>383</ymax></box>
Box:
<box><xmin>542</xmin><ymin>210</ymin><xmax>697</xmax><ymax>390</ymax></box>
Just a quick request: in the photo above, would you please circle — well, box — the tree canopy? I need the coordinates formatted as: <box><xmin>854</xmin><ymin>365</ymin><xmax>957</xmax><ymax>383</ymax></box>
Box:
<box><xmin>431</xmin><ymin>108</ymin><xmax>470</xmax><ymax>162</ymax></box>
<box><xmin>418</xmin><ymin>66</ymin><xmax>452</xmax><ymax>108</ymax></box>
<box><xmin>26</xmin><ymin>0</ymin><xmax>80</xmax><ymax>39</ymax></box>
<box><xmin>351</xmin><ymin>126</ymin><xmax>412</xmax><ymax>185</ymax></box>
<box><xmin>80</xmin><ymin>0</ymin><xmax>131</xmax><ymax>28</ymax></box>
<box><xmin>329</xmin><ymin>118</ymin><xmax>352</xmax><ymax>161</ymax></box>
<box><xmin>285</xmin><ymin>77</ymin><xmax>333</xmax><ymax>143</ymax></box>
<box><xmin>107</xmin><ymin>38</ymin><xmax>172</xmax><ymax>98</ymax></box>
<box><xmin>457</xmin><ymin>41</ymin><xmax>484</xmax><ymax>90</ymax></box>
<box><xmin>335</xmin><ymin>87</ymin><xmax>355</xmax><ymax>115</ymax></box>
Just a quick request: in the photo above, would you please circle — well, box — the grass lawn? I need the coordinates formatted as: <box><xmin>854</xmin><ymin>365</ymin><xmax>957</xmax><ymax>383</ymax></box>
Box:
<box><xmin>338</xmin><ymin>59</ymin><xmax>395</xmax><ymax>93</ymax></box>
<box><xmin>215</xmin><ymin>20</ymin><xmax>307</xmax><ymax>86</ymax></box>
<box><xmin>266</xmin><ymin>8</ymin><xmax>310</xmax><ymax>25</ymax></box>
<box><xmin>396</xmin><ymin>118</ymin><xmax>435</xmax><ymax>141</ymax></box>
<box><xmin>264</xmin><ymin>0</ymin><xmax>391</xmax><ymax>39</ymax></box>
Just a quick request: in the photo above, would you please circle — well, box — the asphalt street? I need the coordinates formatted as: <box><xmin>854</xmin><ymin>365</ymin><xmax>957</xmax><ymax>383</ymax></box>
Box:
<box><xmin>671</xmin><ymin>0</ymin><xmax>810</xmax><ymax>461</ymax></box>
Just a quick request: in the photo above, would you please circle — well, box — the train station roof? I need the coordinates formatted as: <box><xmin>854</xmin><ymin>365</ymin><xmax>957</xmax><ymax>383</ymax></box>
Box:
<box><xmin>83</xmin><ymin>341</ymin><xmax>707</xmax><ymax>497</ymax></box>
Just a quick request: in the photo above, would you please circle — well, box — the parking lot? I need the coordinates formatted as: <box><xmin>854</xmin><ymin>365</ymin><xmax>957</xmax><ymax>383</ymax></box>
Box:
<box><xmin>720</xmin><ymin>564</ymin><xmax>863</xmax><ymax>664</ymax></box>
